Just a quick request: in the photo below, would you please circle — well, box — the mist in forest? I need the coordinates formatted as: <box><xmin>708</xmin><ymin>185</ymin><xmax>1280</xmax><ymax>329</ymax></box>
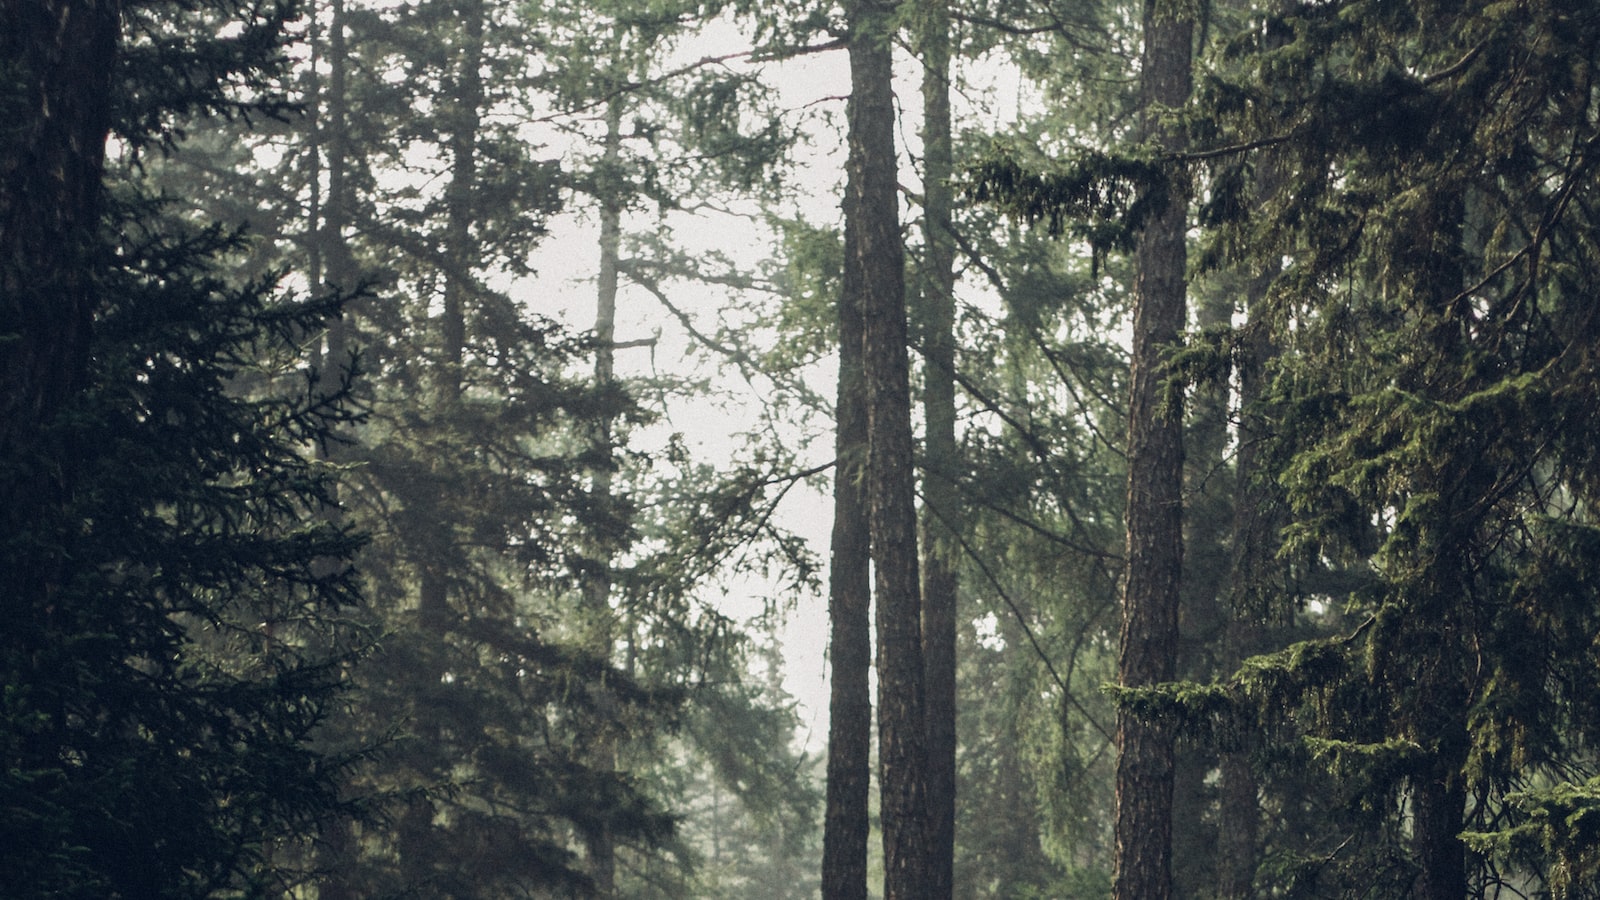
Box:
<box><xmin>5</xmin><ymin>0</ymin><xmax>1600</xmax><ymax>898</ymax></box>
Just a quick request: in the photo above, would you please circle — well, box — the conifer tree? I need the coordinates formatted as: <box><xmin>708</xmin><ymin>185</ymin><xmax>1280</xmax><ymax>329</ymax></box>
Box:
<box><xmin>2</xmin><ymin>0</ymin><xmax>366</xmax><ymax>894</ymax></box>
<box><xmin>914</xmin><ymin>1</ymin><xmax>961</xmax><ymax>894</ymax></box>
<box><xmin>1171</xmin><ymin>1</ymin><xmax>1600</xmax><ymax>894</ymax></box>
<box><xmin>1113</xmin><ymin>1</ymin><xmax>1192</xmax><ymax>897</ymax></box>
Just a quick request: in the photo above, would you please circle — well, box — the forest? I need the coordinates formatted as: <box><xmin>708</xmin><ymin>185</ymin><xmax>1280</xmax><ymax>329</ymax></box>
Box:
<box><xmin>4</xmin><ymin>0</ymin><xmax>1600</xmax><ymax>897</ymax></box>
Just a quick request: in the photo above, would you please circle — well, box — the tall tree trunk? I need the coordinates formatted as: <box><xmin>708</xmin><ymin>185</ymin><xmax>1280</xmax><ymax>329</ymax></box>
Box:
<box><xmin>304</xmin><ymin>7</ymin><xmax>363</xmax><ymax>893</ymax></box>
<box><xmin>844</xmin><ymin>2</ymin><xmax>932</xmax><ymax>897</ymax></box>
<box><xmin>1214</xmin><ymin>265</ymin><xmax>1279</xmax><ymax>900</ymax></box>
<box><xmin>1113</xmin><ymin>2</ymin><xmax>1191</xmax><ymax>899</ymax></box>
<box><xmin>1213</xmin><ymin>134</ymin><xmax>1291</xmax><ymax>893</ymax></box>
<box><xmin>582</xmin><ymin>92</ymin><xmax>626</xmax><ymax>900</ymax></box>
<box><xmin>1406</xmin><ymin>193</ymin><xmax>1471</xmax><ymax>900</ymax></box>
<box><xmin>0</xmin><ymin>3</ymin><xmax>119</xmax><ymax>883</ymax></box>
<box><xmin>821</xmin><ymin>179</ymin><xmax>873</xmax><ymax>900</ymax></box>
<box><xmin>0</xmin><ymin>0</ymin><xmax>117</xmax><ymax>452</ymax></box>
<box><xmin>319</xmin><ymin>0</ymin><xmax>357</xmax><ymax>369</ymax></box>
<box><xmin>917</xmin><ymin>0</ymin><xmax>959</xmax><ymax>895</ymax></box>
<box><xmin>415</xmin><ymin>0</ymin><xmax>482</xmax><ymax>632</ymax></box>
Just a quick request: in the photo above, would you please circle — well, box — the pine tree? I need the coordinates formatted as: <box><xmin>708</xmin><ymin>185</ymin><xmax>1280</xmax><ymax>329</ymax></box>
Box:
<box><xmin>914</xmin><ymin>0</ymin><xmax>961</xmax><ymax>894</ymax></box>
<box><xmin>1</xmin><ymin>1</ymin><xmax>366</xmax><ymax>894</ymax></box>
<box><xmin>1173</xmin><ymin>1</ymin><xmax>1600</xmax><ymax>894</ymax></box>
<box><xmin>1112</xmin><ymin>2</ymin><xmax>1192</xmax><ymax>897</ymax></box>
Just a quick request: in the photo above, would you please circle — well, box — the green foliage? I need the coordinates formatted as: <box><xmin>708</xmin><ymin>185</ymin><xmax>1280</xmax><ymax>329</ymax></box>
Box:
<box><xmin>0</xmin><ymin>196</ymin><xmax>366</xmax><ymax>899</ymax></box>
<box><xmin>1464</xmin><ymin>776</ymin><xmax>1600</xmax><ymax>898</ymax></box>
<box><xmin>1</xmin><ymin>0</ymin><xmax>376</xmax><ymax>893</ymax></box>
<box><xmin>966</xmin><ymin>143</ymin><xmax>1170</xmax><ymax>257</ymax></box>
<box><xmin>1162</xmin><ymin>0</ymin><xmax>1600</xmax><ymax>891</ymax></box>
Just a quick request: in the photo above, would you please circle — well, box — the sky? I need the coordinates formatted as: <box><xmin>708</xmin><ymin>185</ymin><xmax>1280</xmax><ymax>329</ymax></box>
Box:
<box><xmin>517</xmin><ymin>15</ymin><xmax>1037</xmax><ymax>754</ymax></box>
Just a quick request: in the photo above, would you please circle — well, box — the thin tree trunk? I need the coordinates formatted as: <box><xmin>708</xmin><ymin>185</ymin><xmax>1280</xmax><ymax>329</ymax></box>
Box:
<box><xmin>304</xmin><ymin>7</ymin><xmax>362</xmax><ymax>894</ymax></box>
<box><xmin>1406</xmin><ymin>193</ymin><xmax>1471</xmax><ymax>900</ymax></box>
<box><xmin>320</xmin><ymin>0</ymin><xmax>357</xmax><ymax>366</ymax></box>
<box><xmin>1113</xmin><ymin>2</ymin><xmax>1191</xmax><ymax>899</ymax></box>
<box><xmin>821</xmin><ymin>267</ymin><xmax>871</xmax><ymax>900</ymax></box>
<box><xmin>917</xmin><ymin>0</ymin><xmax>959</xmax><ymax>895</ymax></box>
<box><xmin>844</xmin><ymin>2</ymin><xmax>932</xmax><ymax>897</ymax></box>
<box><xmin>1214</xmin><ymin>273</ymin><xmax>1277</xmax><ymax>900</ymax></box>
<box><xmin>1213</xmin><ymin>138</ymin><xmax>1290</xmax><ymax>893</ymax></box>
<box><xmin>415</xmin><ymin>0</ymin><xmax>482</xmax><ymax>632</ymax></box>
<box><xmin>582</xmin><ymin>93</ymin><xmax>626</xmax><ymax>900</ymax></box>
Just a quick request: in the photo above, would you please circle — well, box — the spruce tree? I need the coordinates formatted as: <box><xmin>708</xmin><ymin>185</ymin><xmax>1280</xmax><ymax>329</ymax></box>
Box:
<box><xmin>1173</xmin><ymin>0</ymin><xmax>1600</xmax><ymax>894</ymax></box>
<box><xmin>1</xmin><ymin>1</ymin><xmax>366</xmax><ymax>895</ymax></box>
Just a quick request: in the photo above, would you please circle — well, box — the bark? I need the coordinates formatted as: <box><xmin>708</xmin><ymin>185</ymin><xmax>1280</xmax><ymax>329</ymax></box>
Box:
<box><xmin>1405</xmin><ymin>193</ymin><xmax>1471</xmax><ymax>900</ymax></box>
<box><xmin>917</xmin><ymin>0</ymin><xmax>959</xmax><ymax>895</ymax></box>
<box><xmin>581</xmin><ymin>93</ymin><xmax>626</xmax><ymax>900</ymax></box>
<box><xmin>1112</xmin><ymin>2</ymin><xmax>1191</xmax><ymax>899</ymax></box>
<box><xmin>1214</xmin><ymin>146</ymin><xmax>1290</xmax><ymax>894</ymax></box>
<box><xmin>820</xmin><ymin>245</ymin><xmax>871</xmax><ymax>900</ymax></box>
<box><xmin>1213</xmin><ymin>365</ymin><xmax>1269</xmax><ymax>898</ymax></box>
<box><xmin>1214</xmin><ymin>278</ymin><xmax>1276</xmax><ymax>900</ymax></box>
<box><xmin>1412</xmin><ymin>744</ymin><xmax>1468</xmax><ymax>900</ymax></box>
<box><xmin>844</xmin><ymin>3</ymin><xmax>932</xmax><ymax>897</ymax></box>
<box><xmin>0</xmin><ymin>2</ymin><xmax>119</xmax><ymax>883</ymax></box>
<box><xmin>0</xmin><ymin>0</ymin><xmax>119</xmax><ymax>464</ymax></box>
<box><xmin>415</xmin><ymin>0</ymin><xmax>483</xmax><ymax>631</ymax></box>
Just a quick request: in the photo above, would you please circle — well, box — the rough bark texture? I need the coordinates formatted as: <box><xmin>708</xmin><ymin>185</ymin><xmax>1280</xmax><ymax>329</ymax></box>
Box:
<box><xmin>1112</xmin><ymin>2</ymin><xmax>1191</xmax><ymax>899</ymax></box>
<box><xmin>917</xmin><ymin>1</ymin><xmax>959</xmax><ymax>895</ymax></box>
<box><xmin>821</xmin><ymin>256</ymin><xmax>872</xmax><ymax>900</ymax></box>
<box><xmin>845</xmin><ymin>2</ymin><xmax>932</xmax><ymax>897</ymax></box>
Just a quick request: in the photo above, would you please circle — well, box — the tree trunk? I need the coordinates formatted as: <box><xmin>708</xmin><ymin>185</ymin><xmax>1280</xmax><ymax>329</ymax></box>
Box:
<box><xmin>821</xmin><ymin>242</ymin><xmax>871</xmax><ymax>900</ymax></box>
<box><xmin>581</xmin><ymin>93</ymin><xmax>626</xmax><ymax>900</ymax></box>
<box><xmin>319</xmin><ymin>0</ymin><xmax>358</xmax><ymax>370</ymax></box>
<box><xmin>821</xmin><ymin>47</ymin><xmax>874</xmax><ymax>888</ymax></box>
<box><xmin>1213</xmin><ymin>142</ymin><xmax>1291</xmax><ymax>891</ymax></box>
<box><xmin>1113</xmin><ymin>2</ymin><xmax>1191</xmax><ymax>899</ymax></box>
<box><xmin>0</xmin><ymin>0</ymin><xmax>119</xmax><ymax>883</ymax></box>
<box><xmin>917</xmin><ymin>1</ymin><xmax>959</xmax><ymax>895</ymax></box>
<box><xmin>0</xmin><ymin>0</ymin><xmax>118</xmax><ymax>492</ymax></box>
<box><xmin>844</xmin><ymin>3</ymin><xmax>932</xmax><ymax>897</ymax></box>
<box><xmin>1412</xmin><ymin>746</ymin><xmax>1468</xmax><ymax>900</ymax></box>
<box><xmin>0</xmin><ymin>0</ymin><xmax>117</xmax><ymax>439</ymax></box>
<box><xmin>415</xmin><ymin>0</ymin><xmax>482</xmax><ymax>632</ymax></box>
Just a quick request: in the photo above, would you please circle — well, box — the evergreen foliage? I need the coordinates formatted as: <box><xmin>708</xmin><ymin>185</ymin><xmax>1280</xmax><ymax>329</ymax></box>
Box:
<box><xmin>2</xmin><ymin>0</ymin><xmax>367</xmax><ymax>894</ymax></box>
<box><xmin>1170</xmin><ymin>0</ymin><xmax>1600</xmax><ymax>893</ymax></box>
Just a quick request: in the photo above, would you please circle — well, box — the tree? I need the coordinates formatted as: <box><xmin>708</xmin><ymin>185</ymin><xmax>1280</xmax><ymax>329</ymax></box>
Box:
<box><xmin>1</xmin><ymin>1</ymin><xmax>366</xmax><ymax>894</ymax></box>
<box><xmin>0</xmin><ymin>0</ymin><xmax>115</xmax><ymax>450</ymax></box>
<box><xmin>1161</xmin><ymin>1</ymin><xmax>1600</xmax><ymax>895</ymax></box>
<box><xmin>839</xmin><ymin>1</ymin><xmax>936</xmax><ymax>896</ymax></box>
<box><xmin>822</xmin><ymin>156</ymin><xmax>874</xmax><ymax>900</ymax></box>
<box><xmin>914</xmin><ymin>0</ymin><xmax>961</xmax><ymax>895</ymax></box>
<box><xmin>1112</xmin><ymin>1</ymin><xmax>1192</xmax><ymax>898</ymax></box>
